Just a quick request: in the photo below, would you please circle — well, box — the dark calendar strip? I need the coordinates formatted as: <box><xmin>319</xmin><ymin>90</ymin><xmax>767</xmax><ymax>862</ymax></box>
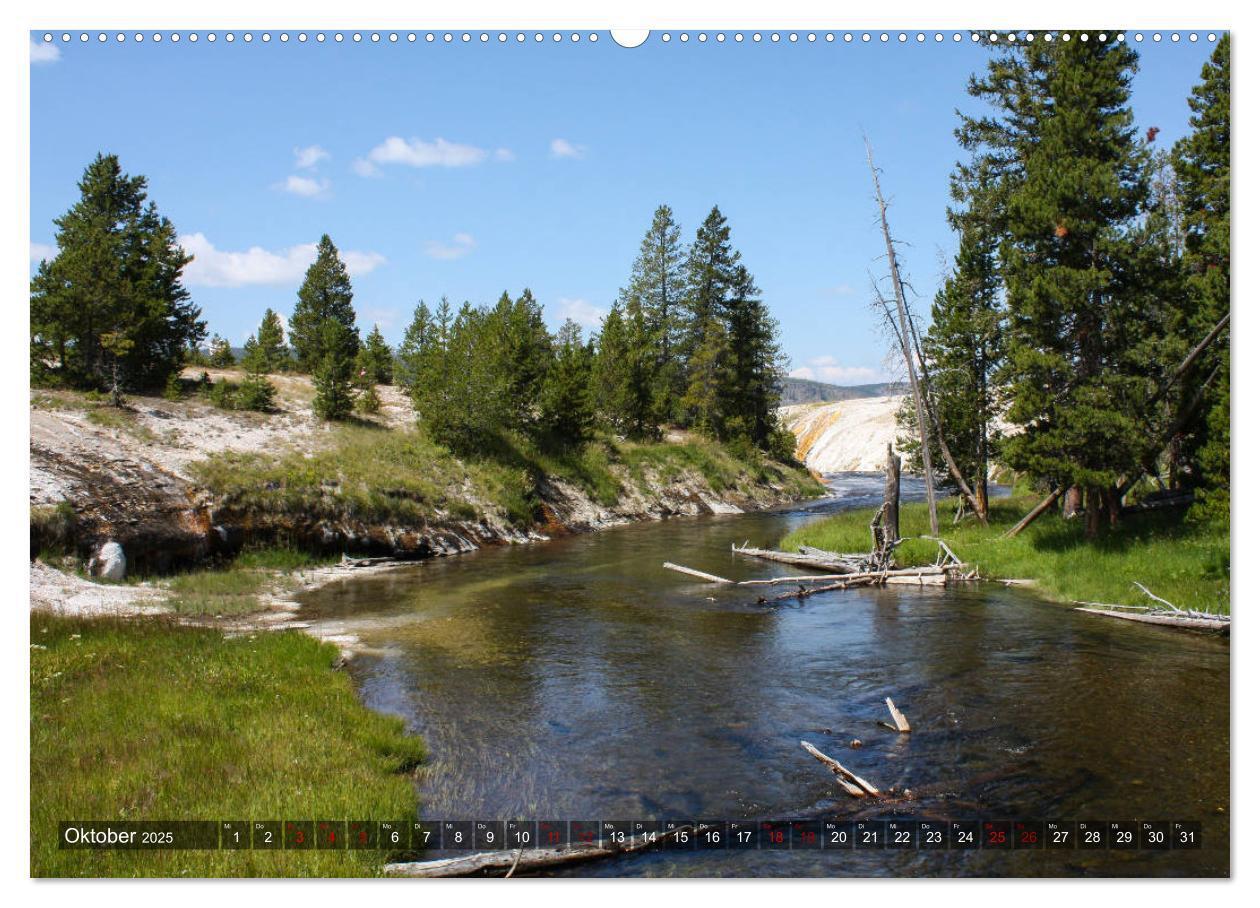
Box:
<box><xmin>59</xmin><ymin>820</ymin><xmax>1204</xmax><ymax>851</ymax></box>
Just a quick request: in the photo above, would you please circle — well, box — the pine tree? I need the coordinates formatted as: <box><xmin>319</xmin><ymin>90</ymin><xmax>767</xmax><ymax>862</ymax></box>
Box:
<box><xmin>540</xmin><ymin>319</ymin><xmax>596</xmax><ymax>445</ymax></box>
<box><xmin>681</xmin><ymin>317</ymin><xmax>730</xmax><ymax>438</ymax></box>
<box><xmin>681</xmin><ymin>206</ymin><xmax>740</xmax><ymax>430</ymax></box>
<box><xmin>1173</xmin><ymin>36</ymin><xmax>1230</xmax><ymax>520</ymax></box>
<box><xmin>407</xmin><ymin>298</ymin><xmax>458</xmax><ymax>439</ymax></box>
<box><xmin>486</xmin><ymin>289</ymin><xmax>551</xmax><ymax>431</ymax></box>
<box><xmin>592</xmin><ymin>302</ymin><xmax>630</xmax><ymax>427</ymax></box>
<box><xmin>979</xmin><ymin>37</ymin><xmax>1157</xmax><ymax>535</ymax></box>
<box><xmin>290</xmin><ymin>234</ymin><xmax>359</xmax><ymax>372</ymax></box>
<box><xmin>30</xmin><ymin>153</ymin><xmax>204</xmax><ymax>391</ymax></box>
<box><xmin>721</xmin><ymin>265</ymin><xmax>784</xmax><ymax>447</ymax></box>
<box><xmin>254</xmin><ymin>308</ymin><xmax>288</xmax><ymax>373</ymax></box>
<box><xmin>311</xmin><ymin>318</ymin><xmax>357</xmax><ymax>421</ymax></box>
<box><xmin>208</xmin><ymin>334</ymin><xmax>235</xmax><ymax>368</ymax></box>
<box><xmin>358</xmin><ymin>324</ymin><xmax>395</xmax><ymax>385</ymax></box>
<box><xmin>682</xmin><ymin>206</ymin><xmax>740</xmax><ymax>357</ymax></box>
<box><xmin>624</xmin><ymin>204</ymin><xmax>687</xmax><ymax>416</ymax></box>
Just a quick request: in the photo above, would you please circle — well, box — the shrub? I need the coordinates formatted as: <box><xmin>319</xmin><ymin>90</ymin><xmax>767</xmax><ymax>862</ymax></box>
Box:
<box><xmin>236</xmin><ymin>374</ymin><xmax>276</xmax><ymax>412</ymax></box>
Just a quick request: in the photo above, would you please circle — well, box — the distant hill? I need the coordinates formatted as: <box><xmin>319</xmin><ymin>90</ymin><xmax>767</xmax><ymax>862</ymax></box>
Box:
<box><xmin>779</xmin><ymin>377</ymin><xmax>907</xmax><ymax>405</ymax></box>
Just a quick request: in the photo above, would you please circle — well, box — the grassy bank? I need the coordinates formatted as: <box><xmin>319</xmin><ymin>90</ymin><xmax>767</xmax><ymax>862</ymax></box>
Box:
<box><xmin>781</xmin><ymin>492</ymin><xmax>1229</xmax><ymax>613</ymax></box>
<box><xmin>191</xmin><ymin>424</ymin><xmax>822</xmax><ymax>530</ymax></box>
<box><xmin>30</xmin><ymin>615</ymin><xmax>425</xmax><ymax>877</ymax></box>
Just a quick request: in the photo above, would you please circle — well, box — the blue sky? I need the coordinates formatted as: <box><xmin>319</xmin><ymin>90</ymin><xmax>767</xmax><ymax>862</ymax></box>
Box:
<box><xmin>29</xmin><ymin>31</ymin><xmax>1218</xmax><ymax>384</ymax></box>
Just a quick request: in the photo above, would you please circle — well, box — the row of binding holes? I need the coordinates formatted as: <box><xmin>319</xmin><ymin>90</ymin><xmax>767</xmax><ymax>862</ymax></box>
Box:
<box><xmin>39</xmin><ymin>31</ymin><xmax>1219</xmax><ymax>44</ymax></box>
<box><xmin>41</xmin><ymin>32</ymin><xmax>601</xmax><ymax>43</ymax></box>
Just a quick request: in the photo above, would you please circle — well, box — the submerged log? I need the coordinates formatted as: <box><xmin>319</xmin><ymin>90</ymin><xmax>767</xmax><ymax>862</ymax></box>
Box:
<box><xmin>662</xmin><ymin>562</ymin><xmax>733</xmax><ymax>584</ymax></box>
<box><xmin>801</xmin><ymin>740</ymin><xmax>881</xmax><ymax>797</ymax></box>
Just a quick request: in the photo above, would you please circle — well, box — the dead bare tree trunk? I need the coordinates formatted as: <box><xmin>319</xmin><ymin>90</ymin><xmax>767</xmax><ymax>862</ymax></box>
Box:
<box><xmin>884</xmin><ymin>444</ymin><xmax>900</xmax><ymax>542</ymax></box>
<box><xmin>905</xmin><ymin>311</ymin><xmax>989</xmax><ymax>525</ymax></box>
<box><xmin>866</xmin><ymin>138</ymin><xmax>938</xmax><ymax>535</ymax></box>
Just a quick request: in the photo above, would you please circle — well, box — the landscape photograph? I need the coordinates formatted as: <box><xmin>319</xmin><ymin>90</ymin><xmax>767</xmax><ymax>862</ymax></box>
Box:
<box><xmin>26</xmin><ymin>25</ymin><xmax>1229</xmax><ymax>880</ymax></box>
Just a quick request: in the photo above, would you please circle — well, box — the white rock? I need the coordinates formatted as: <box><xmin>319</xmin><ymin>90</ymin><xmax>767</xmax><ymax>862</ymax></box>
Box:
<box><xmin>93</xmin><ymin>541</ymin><xmax>127</xmax><ymax>581</ymax></box>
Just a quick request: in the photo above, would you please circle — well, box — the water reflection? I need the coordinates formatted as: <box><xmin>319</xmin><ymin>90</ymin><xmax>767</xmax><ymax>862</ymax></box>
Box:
<box><xmin>299</xmin><ymin>475</ymin><xmax>1228</xmax><ymax>877</ymax></box>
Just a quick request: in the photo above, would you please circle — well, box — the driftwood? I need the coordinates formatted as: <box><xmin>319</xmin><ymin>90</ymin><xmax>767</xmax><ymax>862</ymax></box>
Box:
<box><xmin>384</xmin><ymin>823</ymin><xmax>699</xmax><ymax>878</ymax></box>
<box><xmin>755</xmin><ymin>566</ymin><xmax>956</xmax><ymax>604</ymax></box>
<box><xmin>801</xmin><ymin>740</ymin><xmax>881</xmax><ymax>797</ymax></box>
<box><xmin>881</xmin><ymin>697</ymin><xmax>911</xmax><ymax>733</ymax></box>
<box><xmin>662</xmin><ymin>562</ymin><xmax>734</xmax><ymax>584</ymax></box>
<box><xmin>731</xmin><ymin>543</ymin><xmax>861</xmax><ymax>573</ymax></box>
<box><xmin>1074</xmin><ymin>607</ymin><xmax>1230</xmax><ymax>632</ymax></box>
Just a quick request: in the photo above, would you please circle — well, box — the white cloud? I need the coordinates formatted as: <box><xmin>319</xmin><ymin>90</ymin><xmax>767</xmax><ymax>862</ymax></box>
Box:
<box><xmin>361</xmin><ymin>136</ymin><xmax>488</xmax><ymax>171</ymax></box>
<box><xmin>789</xmin><ymin>356</ymin><xmax>881</xmax><ymax>385</ymax></box>
<box><xmin>293</xmin><ymin>145</ymin><xmax>329</xmax><ymax>169</ymax></box>
<box><xmin>178</xmin><ymin>233</ymin><xmax>385</xmax><ymax>287</ymax></box>
<box><xmin>30</xmin><ymin>40</ymin><xmax>60</xmax><ymax>64</ymax></box>
<box><xmin>351</xmin><ymin>158</ymin><xmax>381</xmax><ymax>177</ymax></box>
<box><xmin>30</xmin><ymin>242</ymin><xmax>55</xmax><ymax>263</ymax></box>
<box><xmin>823</xmin><ymin>283</ymin><xmax>857</xmax><ymax>297</ymax></box>
<box><xmin>279</xmin><ymin>174</ymin><xmax>331</xmax><ymax>198</ymax></box>
<box><xmin>423</xmin><ymin>233</ymin><xmax>476</xmax><ymax>260</ymax></box>
<box><xmin>553</xmin><ymin>297</ymin><xmax>606</xmax><ymax>329</ymax></box>
<box><xmin>493</xmin><ymin>148</ymin><xmax>515</xmax><ymax>162</ymax></box>
<box><xmin>549</xmin><ymin>138</ymin><xmax>586</xmax><ymax>160</ymax></box>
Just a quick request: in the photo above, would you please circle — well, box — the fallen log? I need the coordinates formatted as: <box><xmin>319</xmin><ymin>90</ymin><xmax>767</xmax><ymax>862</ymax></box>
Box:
<box><xmin>1002</xmin><ymin>486</ymin><xmax>1063</xmax><ymax>539</ymax></box>
<box><xmin>754</xmin><ymin>565</ymin><xmax>959</xmax><ymax>603</ymax></box>
<box><xmin>732</xmin><ymin>543</ymin><xmax>861</xmax><ymax>573</ymax></box>
<box><xmin>1074</xmin><ymin>607</ymin><xmax>1230</xmax><ymax>632</ymax></box>
<box><xmin>801</xmin><ymin>740</ymin><xmax>881</xmax><ymax>797</ymax></box>
<box><xmin>662</xmin><ymin>562</ymin><xmax>733</xmax><ymax>584</ymax></box>
<box><xmin>384</xmin><ymin>823</ymin><xmax>697</xmax><ymax>877</ymax></box>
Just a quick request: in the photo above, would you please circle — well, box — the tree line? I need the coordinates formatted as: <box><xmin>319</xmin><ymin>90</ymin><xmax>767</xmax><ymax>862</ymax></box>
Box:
<box><xmin>896</xmin><ymin>34</ymin><xmax>1229</xmax><ymax>533</ymax></box>
<box><xmin>30</xmin><ymin>164</ymin><xmax>794</xmax><ymax>459</ymax></box>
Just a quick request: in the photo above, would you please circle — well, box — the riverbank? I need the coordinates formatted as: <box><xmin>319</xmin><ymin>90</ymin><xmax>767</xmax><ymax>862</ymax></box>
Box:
<box><xmin>30</xmin><ymin>613</ymin><xmax>425</xmax><ymax>877</ymax></box>
<box><xmin>780</xmin><ymin>491</ymin><xmax>1230</xmax><ymax>613</ymax></box>
<box><xmin>31</xmin><ymin>376</ymin><xmax>822</xmax><ymax>574</ymax></box>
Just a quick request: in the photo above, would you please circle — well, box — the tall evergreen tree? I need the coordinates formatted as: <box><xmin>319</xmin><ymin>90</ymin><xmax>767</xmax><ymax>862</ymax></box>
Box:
<box><xmin>720</xmin><ymin>265</ymin><xmax>784</xmax><ymax>447</ymax></box>
<box><xmin>311</xmin><ymin>318</ymin><xmax>357</xmax><ymax>421</ymax></box>
<box><xmin>290</xmin><ymin>234</ymin><xmax>359</xmax><ymax>371</ymax></box>
<box><xmin>981</xmin><ymin>37</ymin><xmax>1157</xmax><ymax>535</ymax></box>
<box><xmin>624</xmin><ymin>204</ymin><xmax>688</xmax><ymax>415</ymax></box>
<box><xmin>30</xmin><ymin>153</ymin><xmax>204</xmax><ymax>391</ymax></box>
<box><xmin>682</xmin><ymin>206</ymin><xmax>740</xmax><ymax>360</ymax></box>
<box><xmin>540</xmin><ymin>319</ymin><xmax>596</xmax><ymax>445</ymax></box>
<box><xmin>1173</xmin><ymin>36</ymin><xmax>1230</xmax><ymax>519</ymax></box>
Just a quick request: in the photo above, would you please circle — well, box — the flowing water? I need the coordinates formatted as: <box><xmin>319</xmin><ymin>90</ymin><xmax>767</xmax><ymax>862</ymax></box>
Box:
<box><xmin>299</xmin><ymin>475</ymin><xmax>1229</xmax><ymax>877</ymax></box>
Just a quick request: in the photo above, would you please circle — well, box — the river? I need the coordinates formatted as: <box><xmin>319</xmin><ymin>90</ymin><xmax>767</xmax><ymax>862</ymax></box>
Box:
<box><xmin>298</xmin><ymin>474</ymin><xmax>1229</xmax><ymax>877</ymax></box>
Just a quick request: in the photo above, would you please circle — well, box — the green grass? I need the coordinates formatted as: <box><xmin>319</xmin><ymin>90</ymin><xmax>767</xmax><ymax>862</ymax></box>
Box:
<box><xmin>189</xmin><ymin>423</ymin><xmax>822</xmax><ymax>532</ymax></box>
<box><xmin>165</xmin><ymin>568</ymin><xmax>267</xmax><ymax>616</ymax></box>
<box><xmin>781</xmin><ymin>492</ymin><xmax>1230</xmax><ymax>613</ymax></box>
<box><xmin>30</xmin><ymin>615</ymin><xmax>425</xmax><ymax>877</ymax></box>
